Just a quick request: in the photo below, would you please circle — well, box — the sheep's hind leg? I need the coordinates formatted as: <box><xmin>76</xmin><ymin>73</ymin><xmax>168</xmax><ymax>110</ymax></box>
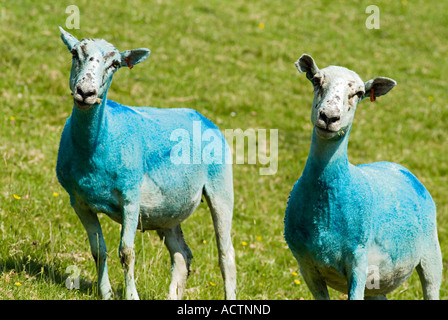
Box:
<box><xmin>416</xmin><ymin>242</ymin><xmax>442</xmax><ymax>300</ymax></box>
<box><xmin>72</xmin><ymin>203</ymin><xmax>113</xmax><ymax>300</ymax></box>
<box><xmin>203</xmin><ymin>183</ymin><xmax>237</xmax><ymax>300</ymax></box>
<box><xmin>158</xmin><ymin>224</ymin><xmax>193</xmax><ymax>300</ymax></box>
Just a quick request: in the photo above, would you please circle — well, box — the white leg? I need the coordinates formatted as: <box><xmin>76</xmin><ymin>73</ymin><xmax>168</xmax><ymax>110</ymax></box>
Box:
<box><xmin>119</xmin><ymin>202</ymin><xmax>140</xmax><ymax>300</ymax></box>
<box><xmin>158</xmin><ymin>224</ymin><xmax>193</xmax><ymax>300</ymax></box>
<box><xmin>416</xmin><ymin>241</ymin><xmax>442</xmax><ymax>300</ymax></box>
<box><xmin>204</xmin><ymin>182</ymin><xmax>237</xmax><ymax>300</ymax></box>
<box><xmin>72</xmin><ymin>202</ymin><xmax>113</xmax><ymax>299</ymax></box>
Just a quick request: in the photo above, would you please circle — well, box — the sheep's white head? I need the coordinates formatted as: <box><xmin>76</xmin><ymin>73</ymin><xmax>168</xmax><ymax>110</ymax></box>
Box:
<box><xmin>60</xmin><ymin>27</ymin><xmax>150</xmax><ymax>110</ymax></box>
<box><xmin>296</xmin><ymin>54</ymin><xmax>396</xmax><ymax>140</ymax></box>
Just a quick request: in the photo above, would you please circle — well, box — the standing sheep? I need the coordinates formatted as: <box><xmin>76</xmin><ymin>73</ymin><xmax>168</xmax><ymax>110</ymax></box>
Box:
<box><xmin>284</xmin><ymin>54</ymin><xmax>442</xmax><ymax>300</ymax></box>
<box><xmin>56</xmin><ymin>28</ymin><xmax>236</xmax><ymax>300</ymax></box>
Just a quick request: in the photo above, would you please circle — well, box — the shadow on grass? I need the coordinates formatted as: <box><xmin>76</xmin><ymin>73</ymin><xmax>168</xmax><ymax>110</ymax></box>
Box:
<box><xmin>0</xmin><ymin>254</ymin><xmax>97</xmax><ymax>298</ymax></box>
<box><xmin>0</xmin><ymin>253</ymin><xmax>134</xmax><ymax>299</ymax></box>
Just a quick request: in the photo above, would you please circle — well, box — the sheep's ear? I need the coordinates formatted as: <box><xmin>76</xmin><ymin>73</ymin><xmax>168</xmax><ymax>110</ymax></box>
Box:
<box><xmin>120</xmin><ymin>48</ymin><xmax>151</xmax><ymax>69</ymax></box>
<box><xmin>295</xmin><ymin>54</ymin><xmax>319</xmax><ymax>81</ymax></box>
<box><xmin>364</xmin><ymin>77</ymin><xmax>397</xmax><ymax>100</ymax></box>
<box><xmin>59</xmin><ymin>26</ymin><xmax>79</xmax><ymax>51</ymax></box>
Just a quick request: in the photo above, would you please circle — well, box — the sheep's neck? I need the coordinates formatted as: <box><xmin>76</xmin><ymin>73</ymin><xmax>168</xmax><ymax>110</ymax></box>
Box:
<box><xmin>302</xmin><ymin>127</ymin><xmax>351</xmax><ymax>186</ymax></box>
<box><xmin>70</xmin><ymin>91</ymin><xmax>108</xmax><ymax>153</ymax></box>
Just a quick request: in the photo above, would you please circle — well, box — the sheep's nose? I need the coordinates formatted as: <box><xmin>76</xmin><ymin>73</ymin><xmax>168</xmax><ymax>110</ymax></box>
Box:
<box><xmin>319</xmin><ymin>109</ymin><xmax>340</xmax><ymax>126</ymax></box>
<box><xmin>76</xmin><ymin>86</ymin><xmax>97</xmax><ymax>101</ymax></box>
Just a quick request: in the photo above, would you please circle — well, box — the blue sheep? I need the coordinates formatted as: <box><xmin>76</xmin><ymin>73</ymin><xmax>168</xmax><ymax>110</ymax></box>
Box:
<box><xmin>56</xmin><ymin>28</ymin><xmax>236</xmax><ymax>300</ymax></box>
<box><xmin>284</xmin><ymin>54</ymin><xmax>442</xmax><ymax>300</ymax></box>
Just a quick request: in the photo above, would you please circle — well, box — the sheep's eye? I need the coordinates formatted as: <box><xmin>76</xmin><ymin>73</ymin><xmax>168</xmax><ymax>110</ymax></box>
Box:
<box><xmin>71</xmin><ymin>49</ymin><xmax>79</xmax><ymax>60</ymax></box>
<box><xmin>350</xmin><ymin>91</ymin><xmax>364</xmax><ymax>100</ymax></box>
<box><xmin>110</xmin><ymin>60</ymin><xmax>120</xmax><ymax>70</ymax></box>
<box><xmin>312</xmin><ymin>76</ymin><xmax>322</xmax><ymax>87</ymax></box>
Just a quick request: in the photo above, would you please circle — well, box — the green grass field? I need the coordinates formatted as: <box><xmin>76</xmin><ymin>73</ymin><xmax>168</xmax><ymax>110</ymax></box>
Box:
<box><xmin>0</xmin><ymin>0</ymin><xmax>447</xmax><ymax>300</ymax></box>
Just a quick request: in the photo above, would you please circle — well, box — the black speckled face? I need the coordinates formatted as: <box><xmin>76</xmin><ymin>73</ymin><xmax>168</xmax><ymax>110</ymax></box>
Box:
<box><xmin>60</xmin><ymin>28</ymin><xmax>151</xmax><ymax>110</ymax></box>
<box><xmin>69</xmin><ymin>39</ymin><xmax>121</xmax><ymax>110</ymax></box>
<box><xmin>310</xmin><ymin>66</ymin><xmax>365</xmax><ymax>139</ymax></box>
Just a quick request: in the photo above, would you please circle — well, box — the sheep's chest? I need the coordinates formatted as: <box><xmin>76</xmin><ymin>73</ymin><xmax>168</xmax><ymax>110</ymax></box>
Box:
<box><xmin>66</xmin><ymin>167</ymin><xmax>124</xmax><ymax>215</ymax></box>
<box><xmin>286</xmin><ymin>224</ymin><xmax>357</xmax><ymax>293</ymax></box>
<box><xmin>285</xmin><ymin>179</ymin><xmax>371</xmax><ymax>287</ymax></box>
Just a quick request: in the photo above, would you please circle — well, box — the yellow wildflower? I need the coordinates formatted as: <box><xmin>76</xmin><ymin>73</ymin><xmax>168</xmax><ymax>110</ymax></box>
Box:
<box><xmin>13</xmin><ymin>194</ymin><xmax>21</xmax><ymax>200</ymax></box>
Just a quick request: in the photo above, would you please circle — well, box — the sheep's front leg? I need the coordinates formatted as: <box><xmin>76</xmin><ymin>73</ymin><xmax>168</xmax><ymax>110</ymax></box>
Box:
<box><xmin>347</xmin><ymin>250</ymin><xmax>368</xmax><ymax>300</ymax></box>
<box><xmin>299</xmin><ymin>263</ymin><xmax>330</xmax><ymax>300</ymax></box>
<box><xmin>72</xmin><ymin>202</ymin><xmax>113</xmax><ymax>300</ymax></box>
<box><xmin>119</xmin><ymin>202</ymin><xmax>140</xmax><ymax>300</ymax></box>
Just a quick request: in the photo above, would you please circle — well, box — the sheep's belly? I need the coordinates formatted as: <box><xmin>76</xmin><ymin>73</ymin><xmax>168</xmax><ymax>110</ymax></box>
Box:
<box><xmin>317</xmin><ymin>261</ymin><xmax>416</xmax><ymax>296</ymax></box>
<box><xmin>138</xmin><ymin>196</ymin><xmax>202</xmax><ymax>231</ymax></box>
<box><xmin>95</xmin><ymin>175</ymin><xmax>203</xmax><ymax>230</ymax></box>
<box><xmin>103</xmin><ymin>192</ymin><xmax>202</xmax><ymax>231</ymax></box>
<box><xmin>137</xmin><ymin>176</ymin><xmax>203</xmax><ymax>231</ymax></box>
